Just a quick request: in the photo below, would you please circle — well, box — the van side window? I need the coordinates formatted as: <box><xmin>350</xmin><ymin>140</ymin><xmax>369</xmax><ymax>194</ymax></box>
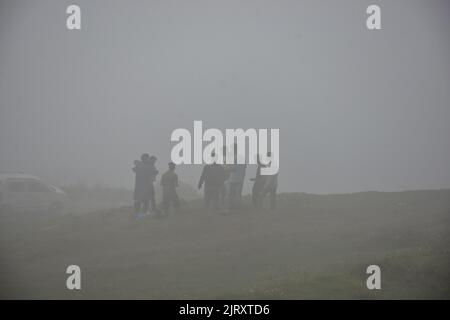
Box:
<box><xmin>28</xmin><ymin>180</ymin><xmax>50</xmax><ymax>192</ymax></box>
<box><xmin>7</xmin><ymin>180</ymin><xmax>27</xmax><ymax>192</ymax></box>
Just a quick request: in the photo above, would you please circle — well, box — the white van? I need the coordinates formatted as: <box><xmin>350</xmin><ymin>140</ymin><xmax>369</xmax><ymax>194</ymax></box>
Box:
<box><xmin>0</xmin><ymin>172</ymin><xmax>67</xmax><ymax>214</ymax></box>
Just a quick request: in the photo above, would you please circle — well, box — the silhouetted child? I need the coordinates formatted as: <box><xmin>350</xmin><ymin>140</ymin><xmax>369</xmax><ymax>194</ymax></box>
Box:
<box><xmin>160</xmin><ymin>162</ymin><xmax>180</xmax><ymax>215</ymax></box>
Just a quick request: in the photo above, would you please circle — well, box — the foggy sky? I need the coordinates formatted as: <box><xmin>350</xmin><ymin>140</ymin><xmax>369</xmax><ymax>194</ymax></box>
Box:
<box><xmin>1</xmin><ymin>0</ymin><xmax>449</xmax><ymax>193</ymax></box>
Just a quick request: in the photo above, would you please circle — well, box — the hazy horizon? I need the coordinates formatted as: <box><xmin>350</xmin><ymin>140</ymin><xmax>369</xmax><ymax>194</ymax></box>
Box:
<box><xmin>1</xmin><ymin>0</ymin><xmax>450</xmax><ymax>301</ymax></box>
<box><xmin>1</xmin><ymin>0</ymin><xmax>450</xmax><ymax>194</ymax></box>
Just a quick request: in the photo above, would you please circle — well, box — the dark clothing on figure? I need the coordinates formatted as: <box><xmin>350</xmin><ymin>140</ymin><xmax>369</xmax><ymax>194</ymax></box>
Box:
<box><xmin>133</xmin><ymin>161</ymin><xmax>158</xmax><ymax>201</ymax></box>
<box><xmin>251</xmin><ymin>165</ymin><xmax>266</xmax><ymax>209</ymax></box>
<box><xmin>252</xmin><ymin>164</ymin><xmax>278</xmax><ymax>210</ymax></box>
<box><xmin>160</xmin><ymin>170</ymin><xmax>178</xmax><ymax>190</ymax></box>
<box><xmin>160</xmin><ymin>170</ymin><xmax>180</xmax><ymax>214</ymax></box>
<box><xmin>261</xmin><ymin>173</ymin><xmax>278</xmax><ymax>210</ymax></box>
<box><xmin>162</xmin><ymin>189</ymin><xmax>180</xmax><ymax>214</ymax></box>
<box><xmin>199</xmin><ymin>163</ymin><xmax>227</xmax><ymax>186</ymax></box>
<box><xmin>133</xmin><ymin>160</ymin><xmax>158</xmax><ymax>215</ymax></box>
<box><xmin>204</xmin><ymin>184</ymin><xmax>222</xmax><ymax>210</ymax></box>
<box><xmin>198</xmin><ymin>163</ymin><xmax>226</xmax><ymax>210</ymax></box>
<box><xmin>220</xmin><ymin>165</ymin><xmax>231</xmax><ymax>207</ymax></box>
<box><xmin>226</xmin><ymin>163</ymin><xmax>246</xmax><ymax>209</ymax></box>
<box><xmin>228</xmin><ymin>182</ymin><xmax>242</xmax><ymax>209</ymax></box>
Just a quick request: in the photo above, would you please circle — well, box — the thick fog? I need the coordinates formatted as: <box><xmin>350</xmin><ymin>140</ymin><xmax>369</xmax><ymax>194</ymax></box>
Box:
<box><xmin>1</xmin><ymin>0</ymin><xmax>449</xmax><ymax>193</ymax></box>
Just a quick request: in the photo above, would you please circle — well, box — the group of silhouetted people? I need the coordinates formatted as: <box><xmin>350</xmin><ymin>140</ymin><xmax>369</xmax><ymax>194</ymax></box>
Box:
<box><xmin>132</xmin><ymin>154</ymin><xmax>179</xmax><ymax>219</ymax></box>
<box><xmin>131</xmin><ymin>144</ymin><xmax>278</xmax><ymax>220</ymax></box>
<box><xmin>198</xmin><ymin>143</ymin><xmax>246</xmax><ymax>211</ymax></box>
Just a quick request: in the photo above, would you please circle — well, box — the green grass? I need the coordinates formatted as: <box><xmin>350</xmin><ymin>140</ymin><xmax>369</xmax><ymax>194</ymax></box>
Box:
<box><xmin>1</xmin><ymin>190</ymin><xmax>449</xmax><ymax>299</ymax></box>
<box><xmin>219</xmin><ymin>247</ymin><xmax>450</xmax><ymax>299</ymax></box>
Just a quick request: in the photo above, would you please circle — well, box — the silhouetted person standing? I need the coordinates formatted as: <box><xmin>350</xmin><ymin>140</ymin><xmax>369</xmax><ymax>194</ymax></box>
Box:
<box><xmin>132</xmin><ymin>154</ymin><xmax>159</xmax><ymax>219</ymax></box>
<box><xmin>261</xmin><ymin>170</ymin><xmax>278</xmax><ymax>210</ymax></box>
<box><xmin>227</xmin><ymin>143</ymin><xmax>246</xmax><ymax>209</ymax></box>
<box><xmin>220</xmin><ymin>145</ymin><xmax>230</xmax><ymax>208</ymax></box>
<box><xmin>160</xmin><ymin>162</ymin><xmax>180</xmax><ymax>215</ymax></box>
<box><xmin>251</xmin><ymin>155</ymin><xmax>267</xmax><ymax>209</ymax></box>
<box><xmin>251</xmin><ymin>152</ymin><xmax>278</xmax><ymax>210</ymax></box>
<box><xmin>198</xmin><ymin>152</ymin><xmax>226</xmax><ymax>210</ymax></box>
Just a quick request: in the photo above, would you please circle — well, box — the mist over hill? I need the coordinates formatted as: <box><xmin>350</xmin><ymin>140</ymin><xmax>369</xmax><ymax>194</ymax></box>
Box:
<box><xmin>0</xmin><ymin>189</ymin><xmax>449</xmax><ymax>299</ymax></box>
<box><xmin>61</xmin><ymin>182</ymin><xmax>200</xmax><ymax>214</ymax></box>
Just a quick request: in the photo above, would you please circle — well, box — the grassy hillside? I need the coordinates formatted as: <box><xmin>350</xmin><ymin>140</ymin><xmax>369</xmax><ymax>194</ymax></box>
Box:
<box><xmin>0</xmin><ymin>190</ymin><xmax>449</xmax><ymax>299</ymax></box>
<box><xmin>61</xmin><ymin>182</ymin><xmax>200</xmax><ymax>214</ymax></box>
